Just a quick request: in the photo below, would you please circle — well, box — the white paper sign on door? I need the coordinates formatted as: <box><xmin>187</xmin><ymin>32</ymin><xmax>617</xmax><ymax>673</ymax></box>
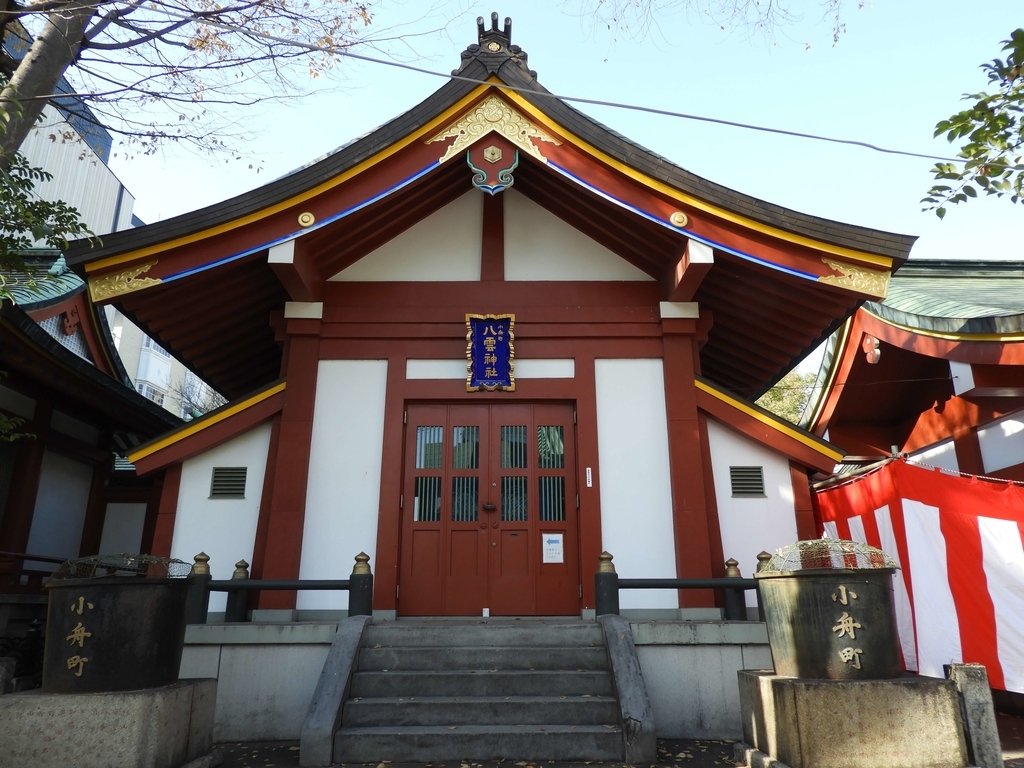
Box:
<box><xmin>542</xmin><ymin>532</ymin><xmax>564</xmax><ymax>564</ymax></box>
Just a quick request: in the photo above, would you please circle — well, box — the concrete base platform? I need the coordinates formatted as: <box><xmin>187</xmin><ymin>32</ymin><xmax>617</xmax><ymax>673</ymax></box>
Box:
<box><xmin>737</xmin><ymin>670</ymin><xmax>971</xmax><ymax>768</ymax></box>
<box><xmin>0</xmin><ymin>678</ymin><xmax>217</xmax><ymax>768</ymax></box>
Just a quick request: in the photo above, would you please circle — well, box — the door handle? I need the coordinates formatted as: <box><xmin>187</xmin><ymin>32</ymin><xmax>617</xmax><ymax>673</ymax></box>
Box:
<box><xmin>482</xmin><ymin>503</ymin><xmax>497</xmax><ymax>511</ymax></box>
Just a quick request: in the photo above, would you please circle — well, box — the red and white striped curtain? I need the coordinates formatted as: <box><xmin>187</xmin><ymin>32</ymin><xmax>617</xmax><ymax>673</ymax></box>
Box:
<box><xmin>814</xmin><ymin>459</ymin><xmax>1024</xmax><ymax>692</ymax></box>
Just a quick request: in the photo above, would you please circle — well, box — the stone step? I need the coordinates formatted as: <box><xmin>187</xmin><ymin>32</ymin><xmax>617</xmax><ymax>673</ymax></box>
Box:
<box><xmin>363</xmin><ymin>622</ymin><xmax>603</xmax><ymax>648</ymax></box>
<box><xmin>333</xmin><ymin>724</ymin><xmax>624</xmax><ymax>762</ymax></box>
<box><xmin>357</xmin><ymin>645</ymin><xmax>608</xmax><ymax>671</ymax></box>
<box><xmin>350</xmin><ymin>669</ymin><xmax>614</xmax><ymax>698</ymax></box>
<box><xmin>343</xmin><ymin>695</ymin><xmax>620</xmax><ymax>727</ymax></box>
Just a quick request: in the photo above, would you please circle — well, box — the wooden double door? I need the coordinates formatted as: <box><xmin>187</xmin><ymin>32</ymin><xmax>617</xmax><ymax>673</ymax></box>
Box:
<box><xmin>398</xmin><ymin>403</ymin><xmax>580</xmax><ymax>616</ymax></box>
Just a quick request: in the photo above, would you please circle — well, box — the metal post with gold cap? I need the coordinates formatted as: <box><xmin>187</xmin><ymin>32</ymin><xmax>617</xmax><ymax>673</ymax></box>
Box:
<box><xmin>723</xmin><ymin>557</ymin><xmax>746</xmax><ymax>621</ymax></box>
<box><xmin>224</xmin><ymin>559</ymin><xmax>250</xmax><ymax>622</ymax></box>
<box><xmin>185</xmin><ymin>552</ymin><xmax>212</xmax><ymax>624</ymax></box>
<box><xmin>594</xmin><ymin>551</ymin><xmax>619</xmax><ymax>617</ymax></box>
<box><xmin>348</xmin><ymin>552</ymin><xmax>373</xmax><ymax>617</ymax></box>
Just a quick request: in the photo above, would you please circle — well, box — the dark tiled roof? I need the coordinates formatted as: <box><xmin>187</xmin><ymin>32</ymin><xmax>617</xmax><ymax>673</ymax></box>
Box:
<box><xmin>0</xmin><ymin>300</ymin><xmax>182</xmax><ymax>434</ymax></box>
<box><xmin>66</xmin><ymin>21</ymin><xmax>915</xmax><ymax>267</ymax></box>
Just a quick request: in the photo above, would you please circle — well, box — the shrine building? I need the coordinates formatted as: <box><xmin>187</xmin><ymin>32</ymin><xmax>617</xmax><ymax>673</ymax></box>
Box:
<box><xmin>65</xmin><ymin>16</ymin><xmax>915</xmax><ymax>618</ymax></box>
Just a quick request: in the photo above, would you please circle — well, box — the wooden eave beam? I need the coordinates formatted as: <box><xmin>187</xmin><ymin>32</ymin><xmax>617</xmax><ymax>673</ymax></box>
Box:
<box><xmin>698</xmin><ymin>283</ymin><xmax>826</xmax><ymax>338</ymax></box>
<box><xmin>704</xmin><ymin>338</ymin><xmax>793</xmax><ymax>379</ymax></box>
<box><xmin>708</xmin><ymin>312</ymin><xmax>806</xmax><ymax>358</ymax></box>
<box><xmin>268</xmin><ymin>239</ymin><xmax>322</xmax><ymax>302</ymax></box>
<box><xmin>694</xmin><ymin>349</ymin><xmax>764</xmax><ymax>390</ymax></box>
<box><xmin>154</xmin><ymin>285</ymin><xmax>283</xmax><ymax>346</ymax></box>
<box><xmin>666</xmin><ymin>239</ymin><xmax>714</xmax><ymax>302</ymax></box>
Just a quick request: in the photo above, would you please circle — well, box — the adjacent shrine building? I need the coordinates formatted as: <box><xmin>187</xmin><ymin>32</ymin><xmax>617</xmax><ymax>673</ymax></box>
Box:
<box><xmin>65</xmin><ymin>16</ymin><xmax>915</xmax><ymax>617</ymax></box>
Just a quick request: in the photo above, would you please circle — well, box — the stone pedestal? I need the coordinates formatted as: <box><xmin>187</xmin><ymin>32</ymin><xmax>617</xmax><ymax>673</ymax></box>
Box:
<box><xmin>735</xmin><ymin>670</ymin><xmax>971</xmax><ymax>768</ymax></box>
<box><xmin>0</xmin><ymin>678</ymin><xmax>216</xmax><ymax>768</ymax></box>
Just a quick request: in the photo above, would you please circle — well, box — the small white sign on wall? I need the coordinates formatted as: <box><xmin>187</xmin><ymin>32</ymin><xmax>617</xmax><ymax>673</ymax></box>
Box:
<box><xmin>542</xmin><ymin>532</ymin><xmax>564</xmax><ymax>564</ymax></box>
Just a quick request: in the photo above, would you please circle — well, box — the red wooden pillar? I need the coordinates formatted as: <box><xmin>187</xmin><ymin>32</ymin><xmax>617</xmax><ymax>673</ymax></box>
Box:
<box><xmin>258</xmin><ymin>324</ymin><xmax>322</xmax><ymax>608</ymax></box>
<box><xmin>249</xmin><ymin>413</ymin><xmax>283</xmax><ymax>581</ymax></box>
<box><xmin>575</xmin><ymin>353</ymin><xmax>603</xmax><ymax>609</ymax></box>
<box><xmin>148</xmin><ymin>465</ymin><xmax>180</xmax><ymax>557</ymax></box>
<box><xmin>790</xmin><ymin>461</ymin><xmax>817</xmax><ymax>541</ymax></box>
<box><xmin>78</xmin><ymin>458</ymin><xmax>112</xmax><ymax>556</ymax></box>
<box><xmin>697</xmin><ymin>412</ymin><xmax>726</xmax><ymax>578</ymax></box>
<box><xmin>0</xmin><ymin>400</ymin><xmax>51</xmax><ymax>554</ymax></box>
<box><xmin>661</xmin><ymin>319</ymin><xmax>715</xmax><ymax>607</ymax></box>
<box><xmin>952</xmin><ymin>425</ymin><xmax>986</xmax><ymax>476</ymax></box>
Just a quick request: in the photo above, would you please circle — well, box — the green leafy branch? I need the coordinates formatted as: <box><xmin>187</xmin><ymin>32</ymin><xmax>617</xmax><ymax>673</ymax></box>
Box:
<box><xmin>0</xmin><ymin>152</ymin><xmax>94</xmax><ymax>272</ymax></box>
<box><xmin>923</xmin><ymin>28</ymin><xmax>1024</xmax><ymax>219</ymax></box>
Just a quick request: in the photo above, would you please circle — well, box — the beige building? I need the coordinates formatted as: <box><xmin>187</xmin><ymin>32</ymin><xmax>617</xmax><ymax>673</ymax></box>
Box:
<box><xmin>104</xmin><ymin>306</ymin><xmax>223</xmax><ymax>420</ymax></box>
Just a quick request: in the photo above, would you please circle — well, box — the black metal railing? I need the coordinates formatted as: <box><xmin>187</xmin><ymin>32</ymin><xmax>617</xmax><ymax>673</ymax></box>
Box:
<box><xmin>183</xmin><ymin>552</ymin><xmax>374</xmax><ymax>624</ymax></box>
<box><xmin>0</xmin><ymin>550</ymin><xmax>65</xmax><ymax>592</ymax></box>
<box><xmin>594</xmin><ymin>552</ymin><xmax>764</xmax><ymax>620</ymax></box>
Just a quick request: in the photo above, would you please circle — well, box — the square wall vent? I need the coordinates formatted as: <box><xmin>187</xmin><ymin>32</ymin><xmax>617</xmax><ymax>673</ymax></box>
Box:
<box><xmin>210</xmin><ymin>467</ymin><xmax>247</xmax><ymax>499</ymax></box>
<box><xmin>729</xmin><ymin>466</ymin><xmax>765</xmax><ymax>497</ymax></box>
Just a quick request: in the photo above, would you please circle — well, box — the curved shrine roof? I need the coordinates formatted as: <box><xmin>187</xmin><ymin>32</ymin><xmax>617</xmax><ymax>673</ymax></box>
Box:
<box><xmin>62</xmin><ymin>15</ymin><xmax>917</xmax><ymax>400</ymax></box>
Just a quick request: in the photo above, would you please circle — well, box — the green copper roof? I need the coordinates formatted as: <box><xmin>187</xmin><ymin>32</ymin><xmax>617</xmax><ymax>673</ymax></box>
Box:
<box><xmin>864</xmin><ymin>260</ymin><xmax>1024</xmax><ymax>335</ymax></box>
<box><xmin>1</xmin><ymin>251</ymin><xmax>86</xmax><ymax>309</ymax></box>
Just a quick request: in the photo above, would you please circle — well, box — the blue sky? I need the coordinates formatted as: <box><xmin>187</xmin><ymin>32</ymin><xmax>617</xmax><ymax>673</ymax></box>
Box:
<box><xmin>111</xmin><ymin>1</ymin><xmax>1022</xmax><ymax>262</ymax></box>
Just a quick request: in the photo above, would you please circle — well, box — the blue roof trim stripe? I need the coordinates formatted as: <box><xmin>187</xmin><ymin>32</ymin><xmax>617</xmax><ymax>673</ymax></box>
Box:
<box><xmin>546</xmin><ymin>161</ymin><xmax>820</xmax><ymax>282</ymax></box>
<box><xmin>162</xmin><ymin>161</ymin><xmax>441</xmax><ymax>283</ymax></box>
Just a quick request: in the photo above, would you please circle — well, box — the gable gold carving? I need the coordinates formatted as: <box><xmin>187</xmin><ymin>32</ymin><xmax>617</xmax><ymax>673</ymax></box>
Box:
<box><xmin>818</xmin><ymin>258</ymin><xmax>889</xmax><ymax>299</ymax></box>
<box><xmin>428</xmin><ymin>95</ymin><xmax>560</xmax><ymax>163</ymax></box>
<box><xmin>90</xmin><ymin>262</ymin><xmax>162</xmax><ymax>301</ymax></box>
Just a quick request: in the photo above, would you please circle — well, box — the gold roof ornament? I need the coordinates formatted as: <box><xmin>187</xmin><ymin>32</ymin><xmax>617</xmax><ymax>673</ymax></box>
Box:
<box><xmin>90</xmin><ymin>261</ymin><xmax>162</xmax><ymax>301</ymax></box>
<box><xmin>428</xmin><ymin>94</ymin><xmax>561</xmax><ymax>164</ymax></box>
<box><xmin>818</xmin><ymin>257</ymin><xmax>890</xmax><ymax>299</ymax></box>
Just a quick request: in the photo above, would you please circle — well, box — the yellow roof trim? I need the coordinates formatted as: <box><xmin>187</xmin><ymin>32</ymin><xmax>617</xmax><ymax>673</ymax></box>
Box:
<box><xmin>499</xmin><ymin>89</ymin><xmax>893</xmax><ymax>270</ymax></box>
<box><xmin>695</xmin><ymin>378</ymin><xmax>844</xmax><ymax>462</ymax></box>
<box><xmin>128</xmin><ymin>381</ymin><xmax>287</xmax><ymax>464</ymax></box>
<box><xmin>867</xmin><ymin>309</ymin><xmax>1024</xmax><ymax>342</ymax></box>
<box><xmin>86</xmin><ymin>84</ymin><xmax>495</xmax><ymax>274</ymax></box>
<box><xmin>88</xmin><ymin>78</ymin><xmax>892</xmax><ymax>276</ymax></box>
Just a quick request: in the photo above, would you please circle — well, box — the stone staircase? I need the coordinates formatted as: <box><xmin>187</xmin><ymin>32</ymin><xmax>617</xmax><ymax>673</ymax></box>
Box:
<box><xmin>332</xmin><ymin>621</ymin><xmax>626</xmax><ymax>762</ymax></box>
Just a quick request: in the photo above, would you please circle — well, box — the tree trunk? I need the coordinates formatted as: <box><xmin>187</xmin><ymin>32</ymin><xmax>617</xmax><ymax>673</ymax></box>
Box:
<box><xmin>0</xmin><ymin>0</ymin><xmax>96</xmax><ymax>169</ymax></box>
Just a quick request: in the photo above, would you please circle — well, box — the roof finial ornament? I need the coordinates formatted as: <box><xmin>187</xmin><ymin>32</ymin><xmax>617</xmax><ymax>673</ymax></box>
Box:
<box><xmin>477</xmin><ymin>12</ymin><xmax>512</xmax><ymax>43</ymax></box>
<box><xmin>458</xmin><ymin>13</ymin><xmax>535</xmax><ymax>79</ymax></box>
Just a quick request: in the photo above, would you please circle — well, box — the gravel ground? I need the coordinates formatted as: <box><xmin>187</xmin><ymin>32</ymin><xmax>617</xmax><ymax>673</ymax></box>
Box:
<box><xmin>213</xmin><ymin>714</ymin><xmax>1024</xmax><ymax>768</ymax></box>
<box><xmin>213</xmin><ymin>738</ymin><xmax>741</xmax><ymax>768</ymax></box>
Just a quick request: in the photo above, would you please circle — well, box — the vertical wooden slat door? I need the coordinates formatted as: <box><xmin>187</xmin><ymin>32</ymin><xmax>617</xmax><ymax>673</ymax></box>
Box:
<box><xmin>444</xmin><ymin>405</ymin><xmax>489</xmax><ymax>614</ymax></box>
<box><xmin>398</xmin><ymin>405</ymin><xmax>448</xmax><ymax>615</ymax></box>
<box><xmin>487</xmin><ymin>404</ymin><xmax>534</xmax><ymax>615</ymax></box>
<box><xmin>398</xmin><ymin>403</ymin><xmax>580</xmax><ymax>616</ymax></box>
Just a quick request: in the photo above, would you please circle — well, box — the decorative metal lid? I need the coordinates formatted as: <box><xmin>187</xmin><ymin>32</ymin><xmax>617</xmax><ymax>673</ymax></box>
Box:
<box><xmin>759</xmin><ymin>539</ymin><xmax>898</xmax><ymax>574</ymax></box>
<box><xmin>51</xmin><ymin>554</ymin><xmax>191</xmax><ymax>580</ymax></box>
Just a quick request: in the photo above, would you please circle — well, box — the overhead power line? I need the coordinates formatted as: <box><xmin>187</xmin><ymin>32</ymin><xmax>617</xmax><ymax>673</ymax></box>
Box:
<box><xmin>130</xmin><ymin>6</ymin><xmax>970</xmax><ymax>165</ymax></box>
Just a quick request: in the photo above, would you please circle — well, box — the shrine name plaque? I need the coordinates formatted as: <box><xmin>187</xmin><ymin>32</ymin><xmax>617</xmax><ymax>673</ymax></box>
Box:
<box><xmin>466</xmin><ymin>314</ymin><xmax>515</xmax><ymax>392</ymax></box>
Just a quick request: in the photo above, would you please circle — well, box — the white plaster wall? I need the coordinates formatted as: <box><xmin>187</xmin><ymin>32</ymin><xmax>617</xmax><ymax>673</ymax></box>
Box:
<box><xmin>405</xmin><ymin>358</ymin><xmax>575</xmax><ymax>379</ymax></box>
<box><xmin>594</xmin><ymin>359</ymin><xmax>677</xmax><ymax>608</ymax></box>
<box><xmin>170</xmin><ymin>423</ymin><xmax>272</xmax><ymax>612</ymax></box>
<box><xmin>911</xmin><ymin>438</ymin><xmax>960</xmax><ymax>473</ymax></box>
<box><xmin>706</xmin><ymin>418</ymin><xmax>797</xmax><ymax>601</ymax></box>
<box><xmin>330</xmin><ymin>192</ymin><xmax>481</xmax><ymax>281</ymax></box>
<box><xmin>504</xmin><ymin>190</ymin><xmax>654</xmax><ymax>281</ymax></box>
<box><xmin>299</xmin><ymin>360</ymin><xmax>389</xmax><ymax>609</ymax></box>
<box><xmin>26</xmin><ymin>451</ymin><xmax>93</xmax><ymax>566</ymax></box>
<box><xmin>98</xmin><ymin>502</ymin><xmax>147</xmax><ymax>555</ymax></box>
<box><xmin>978</xmin><ymin>410</ymin><xmax>1024</xmax><ymax>473</ymax></box>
